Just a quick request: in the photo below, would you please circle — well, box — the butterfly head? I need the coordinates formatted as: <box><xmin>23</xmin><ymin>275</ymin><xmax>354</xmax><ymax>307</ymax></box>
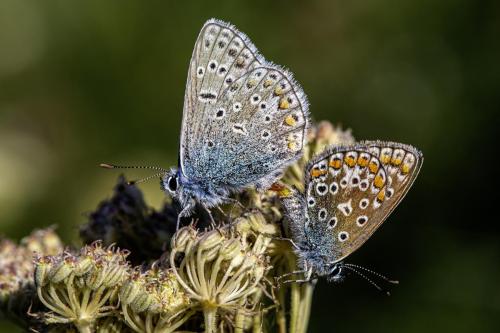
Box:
<box><xmin>161</xmin><ymin>168</ymin><xmax>183</xmax><ymax>199</ymax></box>
<box><xmin>160</xmin><ymin>168</ymin><xmax>205</xmax><ymax>212</ymax></box>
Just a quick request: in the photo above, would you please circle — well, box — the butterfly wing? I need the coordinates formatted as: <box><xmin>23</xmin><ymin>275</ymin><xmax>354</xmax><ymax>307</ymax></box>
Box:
<box><xmin>303</xmin><ymin>142</ymin><xmax>423</xmax><ymax>263</ymax></box>
<box><xmin>180</xmin><ymin>19</ymin><xmax>309</xmax><ymax>192</ymax></box>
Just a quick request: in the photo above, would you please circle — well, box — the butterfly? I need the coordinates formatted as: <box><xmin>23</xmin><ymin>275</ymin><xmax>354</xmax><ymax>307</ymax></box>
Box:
<box><xmin>279</xmin><ymin>141</ymin><xmax>423</xmax><ymax>287</ymax></box>
<box><xmin>102</xmin><ymin>19</ymin><xmax>309</xmax><ymax>228</ymax></box>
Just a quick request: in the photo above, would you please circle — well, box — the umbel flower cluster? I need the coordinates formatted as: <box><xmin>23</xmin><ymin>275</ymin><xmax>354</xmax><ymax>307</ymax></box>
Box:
<box><xmin>0</xmin><ymin>122</ymin><xmax>354</xmax><ymax>333</ymax></box>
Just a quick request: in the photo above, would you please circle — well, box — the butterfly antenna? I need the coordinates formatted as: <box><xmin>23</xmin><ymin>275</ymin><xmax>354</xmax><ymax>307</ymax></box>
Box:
<box><xmin>128</xmin><ymin>171</ymin><xmax>165</xmax><ymax>185</ymax></box>
<box><xmin>100</xmin><ymin>163</ymin><xmax>168</xmax><ymax>185</ymax></box>
<box><xmin>342</xmin><ymin>265</ymin><xmax>390</xmax><ymax>296</ymax></box>
<box><xmin>99</xmin><ymin>163</ymin><xmax>168</xmax><ymax>173</ymax></box>
<box><xmin>344</xmin><ymin>263</ymin><xmax>399</xmax><ymax>284</ymax></box>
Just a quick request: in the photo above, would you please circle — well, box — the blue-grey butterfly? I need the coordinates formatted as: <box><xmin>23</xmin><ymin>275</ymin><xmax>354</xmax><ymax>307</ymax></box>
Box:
<box><xmin>280</xmin><ymin>141</ymin><xmax>422</xmax><ymax>288</ymax></box>
<box><xmin>102</xmin><ymin>19</ymin><xmax>309</xmax><ymax>228</ymax></box>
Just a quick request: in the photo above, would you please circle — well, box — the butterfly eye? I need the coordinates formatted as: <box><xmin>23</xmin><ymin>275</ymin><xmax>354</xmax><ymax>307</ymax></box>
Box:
<box><xmin>167</xmin><ymin>176</ymin><xmax>178</xmax><ymax>193</ymax></box>
<box><xmin>330</xmin><ymin>265</ymin><xmax>341</xmax><ymax>276</ymax></box>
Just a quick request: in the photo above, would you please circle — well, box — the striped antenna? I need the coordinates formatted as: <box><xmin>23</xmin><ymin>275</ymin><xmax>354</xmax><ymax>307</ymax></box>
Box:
<box><xmin>99</xmin><ymin>163</ymin><xmax>168</xmax><ymax>185</ymax></box>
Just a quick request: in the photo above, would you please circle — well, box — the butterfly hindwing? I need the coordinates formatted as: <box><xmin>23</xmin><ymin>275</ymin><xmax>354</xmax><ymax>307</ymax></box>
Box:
<box><xmin>303</xmin><ymin>142</ymin><xmax>423</xmax><ymax>263</ymax></box>
<box><xmin>181</xmin><ymin>19</ymin><xmax>309</xmax><ymax>189</ymax></box>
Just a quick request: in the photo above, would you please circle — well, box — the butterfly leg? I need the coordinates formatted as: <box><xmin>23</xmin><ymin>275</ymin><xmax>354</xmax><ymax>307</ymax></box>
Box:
<box><xmin>282</xmin><ymin>267</ymin><xmax>313</xmax><ymax>284</ymax></box>
<box><xmin>222</xmin><ymin>197</ymin><xmax>244</xmax><ymax>219</ymax></box>
<box><xmin>176</xmin><ymin>207</ymin><xmax>189</xmax><ymax>231</ymax></box>
<box><xmin>201</xmin><ymin>203</ymin><xmax>217</xmax><ymax>229</ymax></box>
<box><xmin>275</xmin><ymin>270</ymin><xmax>306</xmax><ymax>284</ymax></box>
<box><xmin>272</xmin><ymin>237</ymin><xmax>300</xmax><ymax>250</ymax></box>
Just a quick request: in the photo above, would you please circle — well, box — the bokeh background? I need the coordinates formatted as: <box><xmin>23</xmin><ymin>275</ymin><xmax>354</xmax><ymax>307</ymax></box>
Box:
<box><xmin>1</xmin><ymin>0</ymin><xmax>499</xmax><ymax>332</ymax></box>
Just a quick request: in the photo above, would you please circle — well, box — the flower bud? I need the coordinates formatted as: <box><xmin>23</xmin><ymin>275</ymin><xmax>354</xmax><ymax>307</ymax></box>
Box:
<box><xmin>48</xmin><ymin>257</ymin><xmax>75</xmax><ymax>283</ymax></box>
<box><xmin>74</xmin><ymin>256</ymin><xmax>93</xmax><ymax>276</ymax></box>
<box><xmin>198</xmin><ymin>230</ymin><xmax>224</xmax><ymax>251</ymax></box>
<box><xmin>34</xmin><ymin>256</ymin><xmax>52</xmax><ymax>287</ymax></box>
<box><xmin>219</xmin><ymin>239</ymin><xmax>241</xmax><ymax>259</ymax></box>
<box><xmin>120</xmin><ymin>277</ymin><xmax>143</xmax><ymax>305</ymax></box>
<box><xmin>171</xmin><ymin>227</ymin><xmax>197</xmax><ymax>252</ymax></box>
<box><xmin>130</xmin><ymin>290</ymin><xmax>153</xmax><ymax>313</ymax></box>
<box><xmin>203</xmin><ymin>246</ymin><xmax>221</xmax><ymax>262</ymax></box>
<box><xmin>85</xmin><ymin>263</ymin><xmax>106</xmax><ymax>290</ymax></box>
<box><xmin>103</xmin><ymin>264</ymin><xmax>128</xmax><ymax>288</ymax></box>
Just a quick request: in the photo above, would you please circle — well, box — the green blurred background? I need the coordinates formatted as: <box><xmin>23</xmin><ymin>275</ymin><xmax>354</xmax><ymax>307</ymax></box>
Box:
<box><xmin>1</xmin><ymin>0</ymin><xmax>499</xmax><ymax>332</ymax></box>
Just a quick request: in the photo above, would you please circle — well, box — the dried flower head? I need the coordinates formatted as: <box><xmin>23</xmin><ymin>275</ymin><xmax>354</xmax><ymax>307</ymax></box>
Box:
<box><xmin>0</xmin><ymin>228</ymin><xmax>64</xmax><ymax>328</ymax></box>
<box><xmin>120</xmin><ymin>266</ymin><xmax>192</xmax><ymax>333</ymax></box>
<box><xmin>169</xmin><ymin>211</ymin><xmax>276</xmax><ymax>333</ymax></box>
<box><xmin>34</xmin><ymin>242</ymin><xmax>130</xmax><ymax>332</ymax></box>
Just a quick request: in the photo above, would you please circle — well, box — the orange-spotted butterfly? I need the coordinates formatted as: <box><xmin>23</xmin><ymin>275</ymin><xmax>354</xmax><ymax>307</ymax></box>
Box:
<box><xmin>280</xmin><ymin>141</ymin><xmax>422</xmax><ymax>290</ymax></box>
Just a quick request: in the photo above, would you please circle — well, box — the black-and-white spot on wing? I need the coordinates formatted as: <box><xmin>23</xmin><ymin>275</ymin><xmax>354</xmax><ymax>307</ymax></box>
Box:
<box><xmin>233</xmin><ymin>102</ymin><xmax>242</xmax><ymax>112</ymax></box>
<box><xmin>215</xmin><ymin>108</ymin><xmax>225</xmax><ymax>119</ymax></box>
<box><xmin>359</xmin><ymin>180</ymin><xmax>369</xmax><ymax>191</ymax></box>
<box><xmin>307</xmin><ymin>197</ymin><xmax>316</xmax><ymax>208</ymax></box>
<box><xmin>318</xmin><ymin>161</ymin><xmax>328</xmax><ymax>171</ymax></box>
<box><xmin>330</xmin><ymin>182</ymin><xmax>339</xmax><ymax>195</ymax></box>
<box><xmin>327</xmin><ymin>216</ymin><xmax>338</xmax><ymax>229</ymax></box>
<box><xmin>232</xmin><ymin>123</ymin><xmax>248</xmax><ymax>135</ymax></box>
<box><xmin>338</xmin><ymin>231</ymin><xmax>349</xmax><ymax>242</ymax></box>
<box><xmin>350</xmin><ymin>175</ymin><xmax>360</xmax><ymax>187</ymax></box>
<box><xmin>198</xmin><ymin>91</ymin><xmax>217</xmax><ymax>103</ymax></box>
<box><xmin>217</xmin><ymin>65</ymin><xmax>227</xmax><ymax>76</ymax></box>
<box><xmin>318</xmin><ymin>208</ymin><xmax>328</xmax><ymax>221</ymax></box>
<box><xmin>250</xmin><ymin>94</ymin><xmax>261</xmax><ymax>105</ymax></box>
<box><xmin>337</xmin><ymin>199</ymin><xmax>353</xmax><ymax>216</ymax></box>
<box><xmin>356</xmin><ymin>215</ymin><xmax>368</xmax><ymax>227</ymax></box>
<box><xmin>316</xmin><ymin>182</ymin><xmax>328</xmax><ymax>196</ymax></box>
<box><xmin>196</xmin><ymin>66</ymin><xmax>205</xmax><ymax>78</ymax></box>
<box><xmin>208</xmin><ymin>60</ymin><xmax>218</xmax><ymax>72</ymax></box>
<box><xmin>359</xmin><ymin>198</ymin><xmax>369</xmax><ymax>209</ymax></box>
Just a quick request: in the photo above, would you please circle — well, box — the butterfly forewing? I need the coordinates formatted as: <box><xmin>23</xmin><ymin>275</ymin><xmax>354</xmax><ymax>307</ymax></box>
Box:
<box><xmin>303</xmin><ymin>142</ymin><xmax>422</xmax><ymax>263</ymax></box>
<box><xmin>181</xmin><ymin>20</ymin><xmax>262</xmax><ymax>172</ymax></box>
<box><xmin>181</xmin><ymin>19</ymin><xmax>309</xmax><ymax>188</ymax></box>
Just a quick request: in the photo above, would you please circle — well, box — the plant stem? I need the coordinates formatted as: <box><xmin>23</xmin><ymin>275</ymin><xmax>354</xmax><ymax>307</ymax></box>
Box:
<box><xmin>289</xmin><ymin>280</ymin><xmax>315</xmax><ymax>333</ymax></box>
<box><xmin>297</xmin><ymin>282</ymin><xmax>315</xmax><ymax>333</ymax></box>
<box><xmin>203</xmin><ymin>306</ymin><xmax>217</xmax><ymax>333</ymax></box>
<box><xmin>76</xmin><ymin>322</ymin><xmax>93</xmax><ymax>333</ymax></box>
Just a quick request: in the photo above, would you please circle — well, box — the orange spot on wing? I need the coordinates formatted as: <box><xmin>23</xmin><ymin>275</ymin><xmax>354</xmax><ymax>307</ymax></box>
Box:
<box><xmin>380</xmin><ymin>155</ymin><xmax>391</xmax><ymax>164</ymax></box>
<box><xmin>344</xmin><ymin>155</ymin><xmax>356</xmax><ymax>168</ymax></box>
<box><xmin>247</xmin><ymin>79</ymin><xmax>257</xmax><ymax>88</ymax></box>
<box><xmin>274</xmin><ymin>86</ymin><xmax>284</xmax><ymax>96</ymax></box>
<box><xmin>374</xmin><ymin>174</ymin><xmax>385</xmax><ymax>188</ymax></box>
<box><xmin>369</xmin><ymin>161</ymin><xmax>379</xmax><ymax>174</ymax></box>
<box><xmin>391</xmin><ymin>157</ymin><xmax>403</xmax><ymax>166</ymax></box>
<box><xmin>357</xmin><ymin>155</ymin><xmax>369</xmax><ymax>167</ymax></box>
<box><xmin>376</xmin><ymin>189</ymin><xmax>385</xmax><ymax>202</ymax></box>
<box><xmin>310</xmin><ymin>168</ymin><xmax>327</xmax><ymax>178</ymax></box>
<box><xmin>329</xmin><ymin>158</ymin><xmax>342</xmax><ymax>169</ymax></box>
<box><xmin>401</xmin><ymin>164</ymin><xmax>411</xmax><ymax>174</ymax></box>
<box><xmin>284</xmin><ymin>114</ymin><xmax>296</xmax><ymax>126</ymax></box>
<box><xmin>263</xmin><ymin>79</ymin><xmax>273</xmax><ymax>88</ymax></box>
<box><xmin>279</xmin><ymin>98</ymin><xmax>290</xmax><ymax>110</ymax></box>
